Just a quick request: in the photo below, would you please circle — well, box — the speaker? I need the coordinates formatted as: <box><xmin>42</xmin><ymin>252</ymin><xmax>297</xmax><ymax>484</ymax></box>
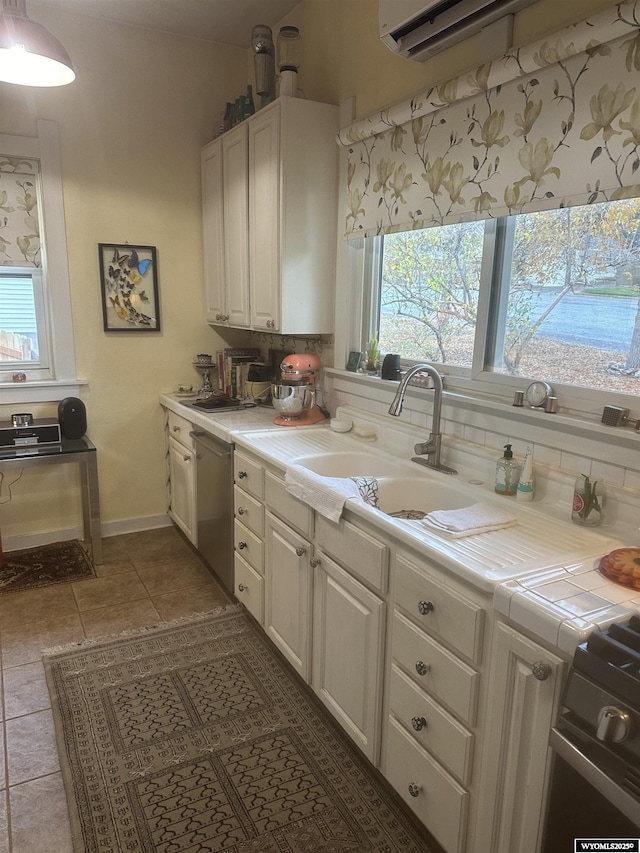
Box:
<box><xmin>58</xmin><ymin>397</ymin><xmax>87</xmax><ymax>440</ymax></box>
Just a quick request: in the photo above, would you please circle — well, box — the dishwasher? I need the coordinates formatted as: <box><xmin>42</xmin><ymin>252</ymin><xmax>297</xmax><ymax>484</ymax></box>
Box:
<box><xmin>190</xmin><ymin>429</ymin><xmax>234</xmax><ymax>593</ymax></box>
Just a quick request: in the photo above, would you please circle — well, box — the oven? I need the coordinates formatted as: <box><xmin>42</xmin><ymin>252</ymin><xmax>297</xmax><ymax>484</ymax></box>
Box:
<box><xmin>542</xmin><ymin>615</ymin><xmax>640</xmax><ymax>853</ymax></box>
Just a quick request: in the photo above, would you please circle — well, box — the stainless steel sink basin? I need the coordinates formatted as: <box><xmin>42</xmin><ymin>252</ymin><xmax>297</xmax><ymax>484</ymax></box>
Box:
<box><xmin>293</xmin><ymin>451</ymin><xmax>417</xmax><ymax>479</ymax></box>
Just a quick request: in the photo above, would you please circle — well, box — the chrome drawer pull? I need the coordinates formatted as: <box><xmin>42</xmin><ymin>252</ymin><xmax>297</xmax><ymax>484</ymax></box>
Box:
<box><xmin>418</xmin><ymin>600</ymin><xmax>434</xmax><ymax>615</ymax></box>
<box><xmin>531</xmin><ymin>661</ymin><xmax>551</xmax><ymax>681</ymax></box>
<box><xmin>411</xmin><ymin>715</ymin><xmax>427</xmax><ymax>732</ymax></box>
<box><xmin>295</xmin><ymin>546</ymin><xmax>306</xmax><ymax>557</ymax></box>
<box><xmin>408</xmin><ymin>783</ymin><xmax>421</xmax><ymax>798</ymax></box>
<box><xmin>237</xmin><ymin>583</ymin><xmax>246</xmax><ymax>592</ymax></box>
<box><xmin>415</xmin><ymin>661</ymin><xmax>430</xmax><ymax>676</ymax></box>
<box><xmin>238</xmin><ymin>541</ymin><xmax>247</xmax><ymax>550</ymax></box>
<box><xmin>237</xmin><ymin>507</ymin><xmax>246</xmax><ymax>515</ymax></box>
<box><xmin>238</xmin><ymin>471</ymin><xmax>247</xmax><ymax>479</ymax></box>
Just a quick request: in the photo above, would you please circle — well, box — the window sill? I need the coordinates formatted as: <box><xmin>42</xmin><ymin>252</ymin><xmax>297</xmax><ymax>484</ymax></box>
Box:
<box><xmin>0</xmin><ymin>379</ymin><xmax>88</xmax><ymax>405</ymax></box>
<box><xmin>325</xmin><ymin>368</ymin><xmax>640</xmax><ymax>455</ymax></box>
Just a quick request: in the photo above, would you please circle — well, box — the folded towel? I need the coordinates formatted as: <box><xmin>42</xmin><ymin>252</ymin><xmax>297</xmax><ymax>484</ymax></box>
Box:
<box><xmin>285</xmin><ymin>465</ymin><xmax>374</xmax><ymax>522</ymax></box>
<box><xmin>422</xmin><ymin>502</ymin><xmax>517</xmax><ymax>539</ymax></box>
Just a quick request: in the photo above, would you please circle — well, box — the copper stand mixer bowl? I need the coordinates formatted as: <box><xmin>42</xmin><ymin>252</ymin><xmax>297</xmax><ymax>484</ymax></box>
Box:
<box><xmin>271</xmin><ymin>354</ymin><xmax>326</xmax><ymax>426</ymax></box>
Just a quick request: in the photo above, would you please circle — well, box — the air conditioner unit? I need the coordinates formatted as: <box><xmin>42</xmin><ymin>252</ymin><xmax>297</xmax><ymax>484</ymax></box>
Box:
<box><xmin>380</xmin><ymin>0</ymin><xmax>536</xmax><ymax>61</ymax></box>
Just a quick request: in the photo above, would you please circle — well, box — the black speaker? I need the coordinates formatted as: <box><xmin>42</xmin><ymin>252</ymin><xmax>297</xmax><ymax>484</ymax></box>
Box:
<box><xmin>58</xmin><ymin>397</ymin><xmax>87</xmax><ymax>439</ymax></box>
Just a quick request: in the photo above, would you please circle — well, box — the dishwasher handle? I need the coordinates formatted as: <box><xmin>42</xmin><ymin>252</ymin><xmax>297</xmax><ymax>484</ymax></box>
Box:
<box><xmin>190</xmin><ymin>430</ymin><xmax>232</xmax><ymax>459</ymax></box>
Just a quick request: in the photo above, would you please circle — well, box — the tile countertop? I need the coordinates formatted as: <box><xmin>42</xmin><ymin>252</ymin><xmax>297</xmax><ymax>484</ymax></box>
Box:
<box><xmin>160</xmin><ymin>395</ymin><xmax>640</xmax><ymax>655</ymax></box>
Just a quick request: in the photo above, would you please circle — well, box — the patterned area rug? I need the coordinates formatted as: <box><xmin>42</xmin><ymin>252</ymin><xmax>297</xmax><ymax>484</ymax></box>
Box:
<box><xmin>0</xmin><ymin>539</ymin><xmax>95</xmax><ymax>593</ymax></box>
<box><xmin>44</xmin><ymin>605</ymin><xmax>439</xmax><ymax>853</ymax></box>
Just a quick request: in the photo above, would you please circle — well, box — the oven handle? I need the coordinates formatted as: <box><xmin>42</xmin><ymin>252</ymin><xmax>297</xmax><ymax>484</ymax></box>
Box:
<box><xmin>549</xmin><ymin>727</ymin><xmax>640</xmax><ymax>826</ymax></box>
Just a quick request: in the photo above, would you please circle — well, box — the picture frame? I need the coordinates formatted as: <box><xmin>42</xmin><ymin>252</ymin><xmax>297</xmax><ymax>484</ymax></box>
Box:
<box><xmin>346</xmin><ymin>350</ymin><xmax>363</xmax><ymax>372</ymax></box>
<box><xmin>98</xmin><ymin>243</ymin><xmax>160</xmax><ymax>332</ymax></box>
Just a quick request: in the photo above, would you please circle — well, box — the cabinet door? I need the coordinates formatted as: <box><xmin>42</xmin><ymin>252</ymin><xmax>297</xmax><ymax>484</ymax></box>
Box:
<box><xmin>248</xmin><ymin>104</ymin><xmax>280</xmax><ymax>332</ymax></box>
<box><xmin>312</xmin><ymin>552</ymin><xmax>385</xmax><ymax>764</ymax></box>
<box><xmin>473</xmin><ymin>622</ymin><xmax>564</xmax><ymax>853</ymax></box>
<box><xmin>168</xmin><ymin>437</ymin><xmax>196</xmax><ymax>544</ymax></box>
<box><xmin>222</xmin><ymin>125</ymin><xmax>250</xmax><ymax>327</ymax></box>
<box><xmin>201</xmin><ymin>139</ymin><xmax>226</xmax><ymax>324</ymax></box>
<box><xmin>264</xmin><ymin>511</ymin><xmax>311</xmax><ymax>679</ymax></box>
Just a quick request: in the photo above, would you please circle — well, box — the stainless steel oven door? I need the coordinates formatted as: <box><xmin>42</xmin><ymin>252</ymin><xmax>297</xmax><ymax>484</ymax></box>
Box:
<box><xmin>541</xmin><ymin>724</ymin><xmax>640</xmax><ymax>853</ymax></box>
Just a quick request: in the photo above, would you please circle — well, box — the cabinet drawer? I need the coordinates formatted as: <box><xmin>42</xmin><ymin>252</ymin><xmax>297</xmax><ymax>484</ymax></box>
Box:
<box><xmin>167</xmin><ymin>411</ymin><xmax>193</xmax><ymax>450</ymax></box>
<box><xmin>395</xmin><ymin>554</ymin><xmax>484</xmax><ymax>664</ymax></box>
<box><xmin>264</xmin><ymin>471</ymin><xmax>313</xmax><ymax>538</ymax></box>
<box><xmin>234</xmin><ymin>485</ymin><xmax>264</xmax><ymax>537</ymax></box>
<box><xmin>234</xmin><ymin>519</ymin><xmax>264</xmax><ymax>574</ymax></box>
<box><xmin>234</xmin><ymin>451</ymin><xmax>264</xmax><ymax>500</ymax></box>
<box><xmin>389</xmin><ymin>664</ymin><xmax>473</xmax><ymax>785</ymax></box>
<box><xmin>234</xmin><ymin>554</ymin><xmax>264</xmax><ymax>624</ymax></box>
<box><xmin>385</xmin><ymin>717</ymin><xmax>468</xmax><ymax>853</ymax></box>
<box><xmin>316</xmin><ymin>515</ymin><xmax>388</xmax><ymax>593</ymax></box>
<box><xmin>392</xmin><ymin>612</ymin><xmax>479</xmax><ymax>726</ymax></box>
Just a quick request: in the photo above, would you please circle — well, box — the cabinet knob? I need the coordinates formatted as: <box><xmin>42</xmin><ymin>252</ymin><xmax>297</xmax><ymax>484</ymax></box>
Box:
<box><xmin>238</xmin><ymin>541</ymin><xmax>247</xmax><ymax>550</ymax></box>
<box><xmin>182</xmin><ymin>455</ymin><xmax>190</xmax><ymax>462</ymax></box>
<box><xmin>408</xmin><ymin>783</ymin><xmax>421</xmax><ymax>798</ymax></box>
<box><xmin>266</xmin><ymin>320</ymin><xmax>274</xmax><ymax>329</ymax></box>
<box><xmin>531</xmin><ymin>661</ymin><xmax>552</xmax><ymax>681</ymax></box>
<box><xmin>295</xmin><ymin>546</ymin><xmax>306</xmax><ymax>557</ymax></box>
<box><xmin>310</xmin><ymin>558</ymin><xmax>321</xmax><ymax>568</ymax></box>
<box><xmin>237</xmin><ymin>507</ymin><xmax>246</xmax><ymax>515</ymax></box>
<box><xmin>415</xmin><ymin>661</ymin><xmax>430</xmax><ymax>676</ymax></box>
<box><xmin>237</xmin><ymin>583</ymin><xmax>246</xmax><ymax>592</ymax></box>
<box><xmin>172</xmin><ymin>425</ymin><xmax>181</xmax><ymax>432</ymax></box>
<box><xmin>418</xmin><ymin>600</ymin><xmax>434</xmax><ymax>615</ymax></box>
<box><xmin>411</xmin><ymin>715</ymin><xmax>427</xmax><ymax>732</ymax></box>
<box><xmin>238</xmin><ymin>471</ymin><xmax>248</xmax><ymax>479</ymax></box>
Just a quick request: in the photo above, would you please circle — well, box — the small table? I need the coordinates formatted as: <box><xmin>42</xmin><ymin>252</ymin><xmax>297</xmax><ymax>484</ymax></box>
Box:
<box><xmin>0</xmin><ymin>435</ymin><xmax>102</xmax><ymax>565</ymax></box>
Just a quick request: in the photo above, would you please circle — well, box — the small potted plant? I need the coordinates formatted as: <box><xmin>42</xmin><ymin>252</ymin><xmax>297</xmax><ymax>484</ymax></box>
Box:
<box><xmin>365</xmin><ymin>337</ymin><xmax>380</xmax><ymax>373</ymax></box>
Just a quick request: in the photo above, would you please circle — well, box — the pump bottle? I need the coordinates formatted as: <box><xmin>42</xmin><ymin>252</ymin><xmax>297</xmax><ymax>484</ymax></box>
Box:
<box><xmin>495</xmin><ymin>444</ymin><xmax>520</xmax><ymax>496</ymax></box>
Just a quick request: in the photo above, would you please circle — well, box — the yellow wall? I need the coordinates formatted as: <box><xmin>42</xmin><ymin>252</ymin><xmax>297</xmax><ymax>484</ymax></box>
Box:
<box><xmin>0</xmin><ymin>0</ymin><xmax>619</xmax><ymax>543</ymax></box>
<box><xmin>0</xmin><ymin>7</ymin><xmax>251</xmax><ymax>541</ymax></box>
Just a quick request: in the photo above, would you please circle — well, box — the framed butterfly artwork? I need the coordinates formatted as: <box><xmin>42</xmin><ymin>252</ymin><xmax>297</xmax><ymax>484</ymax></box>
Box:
<box><xmin>98</xmin><ymin>243</ymin><xmax>160</xmax><ymax>332</ymax></box>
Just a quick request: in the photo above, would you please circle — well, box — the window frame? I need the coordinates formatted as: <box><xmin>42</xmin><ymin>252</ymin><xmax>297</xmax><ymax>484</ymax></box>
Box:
<box><xmin>0</xmin><ymin>120</ymin><xmax>79</xmax><ymax>402</ymax></box>
<box><xmin>361</xmin><ymin>210</ymin><xmax>640</xmax><ymax>421</ymax></box>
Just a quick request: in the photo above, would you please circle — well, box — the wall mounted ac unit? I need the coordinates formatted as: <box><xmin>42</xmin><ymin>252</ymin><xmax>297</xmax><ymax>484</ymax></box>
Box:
<box><xmin>380</xmin><ymin>0</ymin><xmax>536</xmax><ymax>61</ymax></box>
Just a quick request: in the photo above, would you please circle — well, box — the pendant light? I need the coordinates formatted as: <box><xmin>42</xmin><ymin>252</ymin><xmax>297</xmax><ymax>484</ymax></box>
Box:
<box><xmin>0</xmin><ymin>0</ymin><xmax>75</xmax><ymax>87</ymax></box>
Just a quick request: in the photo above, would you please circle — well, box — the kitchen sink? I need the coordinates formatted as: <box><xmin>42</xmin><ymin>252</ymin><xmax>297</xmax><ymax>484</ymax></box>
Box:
<box><xmin>374</xmin><ymin>476</ymin><xmax>484</xmax><ymax>517</ymax></box>
<box><xmin>293</xmin><ymin>451</ymin><xmax>418</xmax><ymax>479</ymax></box>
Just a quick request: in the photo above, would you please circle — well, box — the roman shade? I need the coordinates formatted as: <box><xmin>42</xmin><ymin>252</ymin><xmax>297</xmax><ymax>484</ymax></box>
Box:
<box><xmin>340</xmin><ymin>0</ymin><xmax>640</xmax><ymax>238</ymax></box>
<box><xmin>0</xmin><ymin>156</ymin><xmax>40</xmax><ymax>266</ymax></box>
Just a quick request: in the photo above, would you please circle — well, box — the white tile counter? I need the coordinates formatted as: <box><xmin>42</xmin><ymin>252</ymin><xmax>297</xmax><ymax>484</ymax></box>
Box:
<box><xmin>160</xmin><ymin>393</ymin><xmax>282</xmax><ymax>443</ymax></box>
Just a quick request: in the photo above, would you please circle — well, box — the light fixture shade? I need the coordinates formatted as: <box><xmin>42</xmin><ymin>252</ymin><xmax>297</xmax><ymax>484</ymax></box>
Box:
<box><xmin>0</xmin><ymin>0</ymin><xmax>75</xmax><ymax>86</ymax></box>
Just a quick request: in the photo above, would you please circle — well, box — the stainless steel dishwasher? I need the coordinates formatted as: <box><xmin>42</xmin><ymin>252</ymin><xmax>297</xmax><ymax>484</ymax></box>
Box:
<box><xmin>190</xmin><ymin>429</ymin><xmax>233</xmax><ymax>593</ymax></box>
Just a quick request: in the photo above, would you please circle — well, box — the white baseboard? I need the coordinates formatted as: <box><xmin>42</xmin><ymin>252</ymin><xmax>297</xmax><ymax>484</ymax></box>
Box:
<box><xmin>3</xmin><ymin>514</ymin><xmax>173</xmax><ymax>553</ymax></box>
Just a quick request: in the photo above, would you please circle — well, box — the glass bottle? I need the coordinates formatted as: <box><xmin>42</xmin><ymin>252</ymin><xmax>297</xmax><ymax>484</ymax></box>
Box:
<box><xmin>495</xmin><ymin>444</ymin><xmax>520</xmax><ymax>496</ymax></box>
<box><xmin>572</xmin><ymin>474</ymin><xmax>604</xmax><ymax>526</ymax></box>
<box><xmin>244</xmin><ymin>85</ymin><xmax>255</xmax><ymax>118</ymax></box>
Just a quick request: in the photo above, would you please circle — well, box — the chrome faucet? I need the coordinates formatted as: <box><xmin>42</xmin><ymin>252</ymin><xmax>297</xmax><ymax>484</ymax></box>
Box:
<box><xmin>388</xmin><ymin>363</ymin><xmax>458</xmax><ymax>475</ymax></box>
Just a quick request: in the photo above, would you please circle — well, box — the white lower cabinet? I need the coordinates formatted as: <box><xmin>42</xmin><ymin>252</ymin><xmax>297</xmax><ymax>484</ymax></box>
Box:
<box><xmin>312</xmin><ymin>552</ymin><xmax>385</xmax><ymax>763</ymax></box>
<box><xmin>165</xmin><ymin>409</ymin><xmax>197</xmax><ymax>544</ymax></box>
<box><xmin>264</xmin><ymin>511</ymin><xmax>312</xmax><ymax>680</ymax></box>
<box><xmin>473</xmin><ymin>621</ymin><xmax>565</xmax><ymax>853</ymax></box>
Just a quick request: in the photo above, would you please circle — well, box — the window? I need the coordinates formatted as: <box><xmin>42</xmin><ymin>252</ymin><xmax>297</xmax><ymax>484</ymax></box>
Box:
<box><xmin>0</xmin><ymin>121</ymin><xmax>77</xmax><ymax>393</ymax></box>
<box><xmin>375</xmin><ymin>198</ymin><xmax>640</xmax><ymax>401</ymax></box>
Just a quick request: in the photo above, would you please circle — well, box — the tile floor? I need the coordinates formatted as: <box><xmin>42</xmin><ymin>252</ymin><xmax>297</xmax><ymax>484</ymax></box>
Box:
<box><xmin>0</xmin><ymin>526</ymin><xmax>232</xmax><ymax>853</ymax></box>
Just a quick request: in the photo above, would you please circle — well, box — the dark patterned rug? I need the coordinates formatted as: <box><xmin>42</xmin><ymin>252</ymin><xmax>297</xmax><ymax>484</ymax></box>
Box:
<box><xmin>43</xmin><ymin>605</ymin><xmax>439</xmax><ymax>853</ymax></box>
<box><xmin>0</xmin><ymin>539</ymin><xmax>95</xmax><ymax>593</ymax></box>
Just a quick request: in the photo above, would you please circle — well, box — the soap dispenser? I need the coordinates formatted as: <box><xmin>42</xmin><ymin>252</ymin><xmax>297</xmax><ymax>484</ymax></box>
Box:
<box><xmin>495</xmin><ymin>444</ymin><xmax>520</xmax><ymax>496</ymax></box>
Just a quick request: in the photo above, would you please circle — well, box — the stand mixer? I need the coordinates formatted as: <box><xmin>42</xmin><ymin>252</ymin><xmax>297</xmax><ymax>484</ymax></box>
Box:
<box><xmin>271</xmin><ymin>354</ymin><xmax>326</xmax><ymax>426</ymax></box>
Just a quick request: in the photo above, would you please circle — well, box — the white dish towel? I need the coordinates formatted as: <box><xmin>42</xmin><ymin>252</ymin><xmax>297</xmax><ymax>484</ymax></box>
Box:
<box><xmin>285</xmin><ymin>464</ymin><xmax>365</xmax><ymax>523</ymax></box>
<box><xmin>422</xmin><ymin>502</ymin><xmax>517</xmax><ymax>538</ymax></box>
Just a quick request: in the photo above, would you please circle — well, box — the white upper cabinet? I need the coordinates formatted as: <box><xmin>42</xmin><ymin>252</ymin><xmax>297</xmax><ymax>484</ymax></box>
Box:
<box><xmin>201</xmin><ymin>96</ymin><xmax>338</xmax><ymax>334</ymax></box>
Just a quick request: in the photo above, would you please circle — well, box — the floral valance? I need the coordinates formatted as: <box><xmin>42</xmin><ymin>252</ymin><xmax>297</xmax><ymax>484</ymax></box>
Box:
<box><xmin>0</xmin><ymin>156</ymin><xmax>41</xmax><ymax>267</ymax></box>
<box><xmin>342</xmin><ymin>0</ymin><xmax>640</xmax><ymax>239</ymax></box>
